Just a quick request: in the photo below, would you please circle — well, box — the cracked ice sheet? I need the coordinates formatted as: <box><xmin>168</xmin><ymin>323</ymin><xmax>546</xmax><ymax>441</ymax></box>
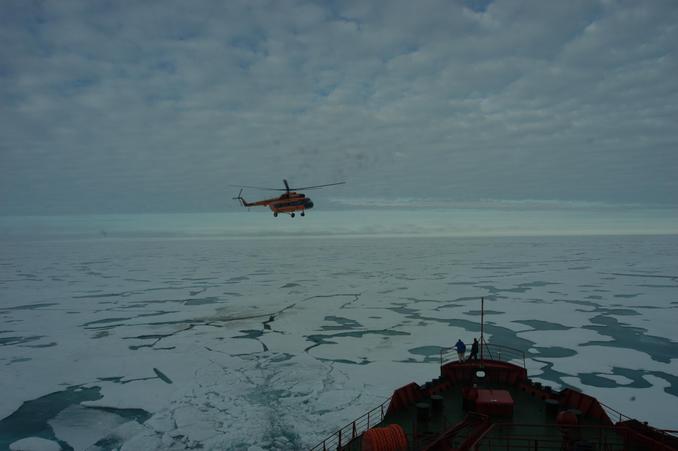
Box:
<box><xmin>497</xmin><ymin>300</ymin><xmax>597</xmax><ymax>324</ymax></box>
<box><xmin>83</xmin><ymin>340</ymin><xmax>263</xmax><ymax>409</ymax></box>
<box><xmin>594</xmin><ymin>304</ymin><xmax>678</xmax><ymax>339</ymax></box>
<box><xmin>3</xmin><ymin>235</ymin><xmax>678</xmax><ymax>449</ymax></box>
<box><xmin>304</xmin><ymin>324</ymin><xmax>468</xmax><ymax>363</ymax></box>
<box><xmin>519</xmin><ymin>328</ymin><xmax>613</xmax><ymax>349</ymax></box>
<box><xmin>81</xmin><ymin>349</ymin><xmax>303</xmax><ymax>449</ymax></box>
<box><xmin>48</xmin><ymin>405</ymin><xmax>128</xmax><ymax>450</ymax></box>
<box><xmin>543</xmin><ymin>345</ymin><xmax>678</xmax><ymax>379</ymax></box>
<box><xmin>131</xmin><ymin>352</ymin><xmax>360</xmax><ymax>450</ymax></box>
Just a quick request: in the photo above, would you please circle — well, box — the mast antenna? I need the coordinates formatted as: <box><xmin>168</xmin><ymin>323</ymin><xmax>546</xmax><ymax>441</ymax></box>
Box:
<box><xmin>480</xmin><ymin>297</ymin><xmax>484</xmax><ymax>363</ymax></box>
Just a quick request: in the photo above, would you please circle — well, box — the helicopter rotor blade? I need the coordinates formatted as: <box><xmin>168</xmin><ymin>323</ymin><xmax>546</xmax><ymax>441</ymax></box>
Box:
<box><xmin>290</xmin><ymin>182</ymin><xmax>346</xmax><ymax>190</ymax></box>
<box><xmin>227</xmin><ymin>184</ymin><xmax>286</xmax><ymax>191</ymax></box>
<box><xmin>228</xmin><ymin>181</ymin><xmax>346</xmax><ymax>191</ymax></box>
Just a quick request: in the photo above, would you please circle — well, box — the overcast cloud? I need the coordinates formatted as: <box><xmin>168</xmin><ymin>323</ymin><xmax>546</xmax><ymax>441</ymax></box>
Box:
<box><xmin>1</xmin><ymin>0</ymin><xmax>677</xmax><ymax>214</ymax></box>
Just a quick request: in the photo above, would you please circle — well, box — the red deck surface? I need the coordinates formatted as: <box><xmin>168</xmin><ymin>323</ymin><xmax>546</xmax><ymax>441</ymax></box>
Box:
<box><xmin>475</xmin><ymin>389</ymin><xmax>514</xmax><ymax>416</ymax></box>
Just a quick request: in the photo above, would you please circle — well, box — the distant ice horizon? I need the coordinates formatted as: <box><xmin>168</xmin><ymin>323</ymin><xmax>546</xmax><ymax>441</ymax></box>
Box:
<box><xmin>1</xmin><ymin>207</ymin><xmax>677</xmax><ymax>242</ymax></box>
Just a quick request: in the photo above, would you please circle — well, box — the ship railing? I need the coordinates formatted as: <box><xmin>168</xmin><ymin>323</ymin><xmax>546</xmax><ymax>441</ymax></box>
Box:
<box><xmin>599</xmin><ymin>400</ymin><xmax>635</xmax><ymax>424</ymax></box>
<box><xmin>599</xmin><ymin>401</ymin><xmax>678</xmax><ymax>443</ymax></box>
<box><xmin>439</xmin><ymin>342</ymin><xmax>526</xmax><ymax>368</ymax></box>
<box><xmin>308</xmin><ymin>396</ymin><xmax>391</xmax><ymax>451</ymax></box>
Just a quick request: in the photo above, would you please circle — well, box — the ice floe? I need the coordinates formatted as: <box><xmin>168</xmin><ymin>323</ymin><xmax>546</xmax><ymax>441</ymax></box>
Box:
<box><xmin>1</xmin><ymin>234</ymin><xmax>677</xmax><ymax>448</ymax></box>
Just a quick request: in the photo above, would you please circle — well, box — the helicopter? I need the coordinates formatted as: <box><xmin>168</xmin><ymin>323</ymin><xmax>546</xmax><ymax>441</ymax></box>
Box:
<box><xmin>231</xmin><ymin>179</ymin><xmax>345</xmax><ymax>218</ymax></box>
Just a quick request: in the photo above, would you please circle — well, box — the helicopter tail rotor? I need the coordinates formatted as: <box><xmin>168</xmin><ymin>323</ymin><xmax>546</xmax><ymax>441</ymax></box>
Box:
<box><xmin>232</xmin><ymin>189</ymin><xmax>248</xmax><ymax>207</ymax></box>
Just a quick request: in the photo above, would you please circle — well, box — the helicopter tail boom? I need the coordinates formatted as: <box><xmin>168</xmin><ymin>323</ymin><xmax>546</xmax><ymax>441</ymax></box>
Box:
<box><xmin>232</xmin><ymin>189</ymin><xmax>252</xmax><ymax>207</ymax></box>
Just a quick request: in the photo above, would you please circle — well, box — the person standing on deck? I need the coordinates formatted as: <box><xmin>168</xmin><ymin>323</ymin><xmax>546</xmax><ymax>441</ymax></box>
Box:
<box><xmin>468</xmin><ymin>338</ymin><xmax>479</xmax><ymax>361</ymax></box>
<box><xmin>454</xmin><ymin>339</ymin><xmax>466</xmax><ymax>362</ymax></box>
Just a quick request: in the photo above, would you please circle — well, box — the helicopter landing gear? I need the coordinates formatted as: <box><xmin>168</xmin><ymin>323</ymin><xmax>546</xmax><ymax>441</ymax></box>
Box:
<box><xmin>300</xmin><ymin>211</ymin><xmax>305</xmax><ymax>217</ymax></box>
<box><xmin>290</xmin><ymin>213</ymin><xmax>295</xmax><ymax>218</ymax></box>
<box><xmin>273</xmin><ymin>212</ymin><xmax>278</xmax><ymax>217</ymax></box>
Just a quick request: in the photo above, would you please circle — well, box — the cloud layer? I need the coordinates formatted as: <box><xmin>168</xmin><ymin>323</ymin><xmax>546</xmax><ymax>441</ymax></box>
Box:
<box><xmin>1</xmin><ymin>0</ymin><xmax>677</xmax><ymax>214</ymax></box>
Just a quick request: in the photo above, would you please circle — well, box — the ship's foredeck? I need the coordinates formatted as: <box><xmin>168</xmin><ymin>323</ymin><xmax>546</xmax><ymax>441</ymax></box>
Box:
<box><xmin>311</xmin><ymin>344</ymin><xmax>678</xmax><ymax>451</ymax></box>
<box><xmin>339</xmin><ymin>359</ymin><xmax>629</xmax><ymax>451</ymax></box>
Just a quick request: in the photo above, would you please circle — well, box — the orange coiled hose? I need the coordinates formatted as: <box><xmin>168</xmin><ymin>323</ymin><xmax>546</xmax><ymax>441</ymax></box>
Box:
<box><xmin>362</xmin><ymin>424</ymin><xmax>407</xmax><ymax>451</ymax></box>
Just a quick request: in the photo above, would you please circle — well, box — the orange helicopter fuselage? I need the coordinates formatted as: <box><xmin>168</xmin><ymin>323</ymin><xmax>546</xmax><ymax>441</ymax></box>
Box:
<box><xmin>243</xmin><ymin>192</ymin><xmax>314</xmax><ymax>215</ymax></box>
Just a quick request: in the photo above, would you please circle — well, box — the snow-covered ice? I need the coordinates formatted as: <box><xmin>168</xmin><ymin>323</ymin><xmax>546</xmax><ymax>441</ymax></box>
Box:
<box><xmin>1</xmin><ymin>232</ymin><xmax>677</xmax><ymax>449</ymax></box>
<box><xmin>9</xmin><ymin>437</ymin><xmax>62</xmax><ymax>451</ymax></box>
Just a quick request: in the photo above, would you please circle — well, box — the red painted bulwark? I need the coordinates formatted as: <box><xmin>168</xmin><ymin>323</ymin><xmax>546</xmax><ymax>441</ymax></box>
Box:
<box><xmin>560</xmin><ymin>388</ymin><xmax>612</xmax><ymax>425</ymax></box>
<box><xmin>386</xmin><ymin>382</ymin><xmax>423</xmax><ymax>416</ymax></box>
<box><xmin>440</xmin><ymin>360</ymin><xmax>527</xmax><ymax>386</ymax></box>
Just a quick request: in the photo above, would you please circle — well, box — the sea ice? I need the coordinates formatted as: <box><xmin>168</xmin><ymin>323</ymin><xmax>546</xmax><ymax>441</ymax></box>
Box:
<box><xmin>9</xmin><ymin>437</ymin><xmax>61</xmax><ymax>451</ymax></box>
<box><xmin>2</xmin><ymin>234</ymin><xmax>677</xmax><ymax>448</ymax></box>
<box><xmin>48</xmin><ymin>405</ymin><xmax>127</xmax><ymax>450</ymax></box>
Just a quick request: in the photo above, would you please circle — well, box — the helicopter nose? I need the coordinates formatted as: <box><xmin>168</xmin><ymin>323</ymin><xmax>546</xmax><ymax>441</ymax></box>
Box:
<box><xmin>305</xmin><ymin>199</ymin><xmax>314</xmax><ymax>209</ymax></box>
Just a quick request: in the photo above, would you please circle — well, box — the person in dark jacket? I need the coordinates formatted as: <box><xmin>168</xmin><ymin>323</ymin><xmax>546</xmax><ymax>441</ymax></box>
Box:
<box><xmin>468</xmin><ymin>338</ymin><xmax>479</xmax><ymax>360</ymax></box>
<box><xmin>454</xmin><ymin>339</ymin><xmax>466</xmax><ymax>361</ymax></box>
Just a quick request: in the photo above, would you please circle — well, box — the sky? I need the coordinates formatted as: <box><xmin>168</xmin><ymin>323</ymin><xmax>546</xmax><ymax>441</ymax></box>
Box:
<box><xmin>1</xmin><ymin>0</ymin><xmax>677</xmax><ymax>215</ymax></box>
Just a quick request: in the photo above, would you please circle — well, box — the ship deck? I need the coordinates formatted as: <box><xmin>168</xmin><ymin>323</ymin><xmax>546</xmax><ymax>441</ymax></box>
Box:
<box><xmin>364</xmin><ymin>380</ymin><xmax>621</xmax><ymax>450</ymax></box>
<box><xmin>311</xmin><ymin>345</ymin><xmax>678</xmax><ymax>451</ymax></box>
<box><xmin>337</xmin><ymin>359</ymin><xmax>635</xmax><ymax>451</ymax></box>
